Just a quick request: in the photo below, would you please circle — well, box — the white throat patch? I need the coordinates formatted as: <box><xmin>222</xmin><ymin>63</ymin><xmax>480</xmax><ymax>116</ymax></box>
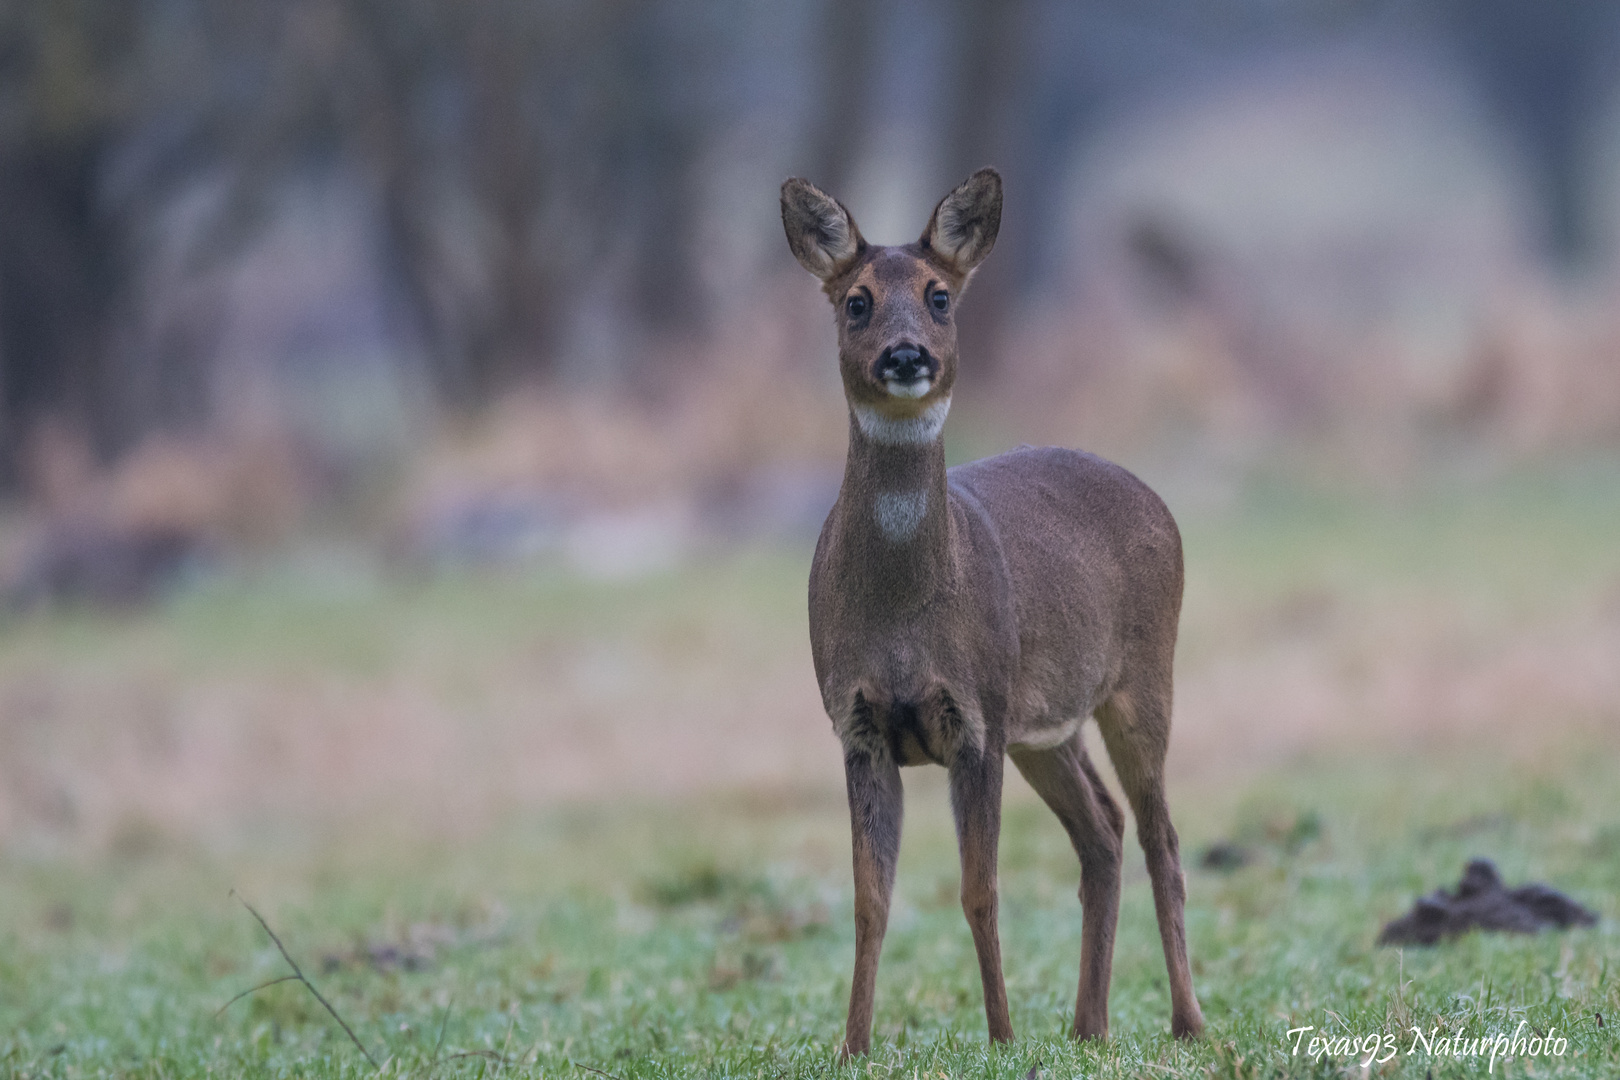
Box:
<box><xmin>852</xmin><ymin>397</ymin><xmax>951</xmax><ymax>446</ymax></box>
<box><xmin>873</xmin><ymin>489</ymin><xmax>929</xmax><ymax>543</ymax></box>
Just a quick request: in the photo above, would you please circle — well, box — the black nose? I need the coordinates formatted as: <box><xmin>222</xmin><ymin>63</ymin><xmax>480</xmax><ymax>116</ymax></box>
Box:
<box><xmin>879</xmin><ymin>344</ymin><xmax>931</xmax><ymax>382</ymax></box>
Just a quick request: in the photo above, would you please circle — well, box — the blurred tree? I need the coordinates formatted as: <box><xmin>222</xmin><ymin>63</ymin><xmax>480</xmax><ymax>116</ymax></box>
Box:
<box><xmin>1432</xmin><ymin>0</ymin><xmax>1620</xmax><ymax>268</ymax></box>
<box><xmin>184</xmin><ymin>0</ymin><xmax>576</xmax><ymax>405</ymax></box>
<box><xmin>811</xmin><ymin>0</ymin><xmax>876</xmax><ymax>198</ymax></box>
<box><xmin>0</xmin><ymin>0</ymin><xmax>726</xmax><ymax>471</ymax></box>
<box><xmin>0</xmin><ymin>0</ymin><xmax>139</xmax><ymax>477</ymax></box>
<box><xmin>0</xmin><ymin>0</ymin><xmax>1615</xmax><ymax>490</ymax></box>
<box><xmin>940</xmin><ymin>0</ymin><xmax>1031</xmax><ymax>371</ymax></box>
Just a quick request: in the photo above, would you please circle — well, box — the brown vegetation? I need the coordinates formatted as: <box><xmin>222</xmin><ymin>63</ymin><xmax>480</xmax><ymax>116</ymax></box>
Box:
<box><xmin>1</xmin><ymin>486</ymin><xmax>1616</xmax><ymax>855</ymax></box>
<box><xmin>1</xmin><ymin>422</ymin><xmax>311</xmax><ymax>606</ymax></box>
<box><xmin>991</xmin><ymin>270</ymin><xmax>1620</xmax><ymax>477</ymax></box>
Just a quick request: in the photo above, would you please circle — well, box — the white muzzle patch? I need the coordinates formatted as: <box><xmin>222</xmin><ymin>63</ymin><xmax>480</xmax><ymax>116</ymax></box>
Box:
<box><xmin>884</xmin><ymin>377</ymin><xmax>932</xmax><ymax>399</ymax></box>
<box><xmin>873</xmin><ymin>489</ymin><xmax>929</xmax><ymax>543</ymax></box>
<box><xmin>852</xmin><ymin>397</ymin><xmax>951</xmax><ymax>446</ymax></box>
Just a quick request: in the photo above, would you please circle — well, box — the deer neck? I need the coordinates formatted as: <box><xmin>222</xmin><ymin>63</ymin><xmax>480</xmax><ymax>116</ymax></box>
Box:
<box><xmin>832</xmin><ymin>398</ymin><xmax>955</xmax><ymax>611</ymax></box>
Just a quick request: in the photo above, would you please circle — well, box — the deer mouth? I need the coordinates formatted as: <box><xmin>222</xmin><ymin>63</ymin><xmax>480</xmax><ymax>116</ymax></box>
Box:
<box><xmin>884</xmin><ymin>376</ymin><xmax>934</xmax><ymax>399</ymax></box>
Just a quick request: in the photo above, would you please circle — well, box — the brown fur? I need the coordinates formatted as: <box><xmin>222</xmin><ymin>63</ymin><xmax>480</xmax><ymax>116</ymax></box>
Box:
<box><xmin>781</xmin><ymin>169</ymin><xmax>1204</xmax><ymax>1056</ymax></box>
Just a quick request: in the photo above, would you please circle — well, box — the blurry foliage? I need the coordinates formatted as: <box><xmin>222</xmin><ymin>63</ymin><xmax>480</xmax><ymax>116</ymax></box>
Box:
<box><xmin>640</xmin><ymin>860</ymin><xmax>747</xmax><ymax>909</ymax></box>
<box><xmin>0</xmin><ymin>0</ymin><xmax>729</xmax><ymax>470</ymax></box>
<box><xmin>0</xmin><ymin>0</ymin><xmax>1616</xmax><ymax>496</ymax></box>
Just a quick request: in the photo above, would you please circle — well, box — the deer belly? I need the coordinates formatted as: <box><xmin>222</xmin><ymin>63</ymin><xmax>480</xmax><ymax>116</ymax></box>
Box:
<box><xmin>1005</xmin><ymin>651</ymin><xmax>1106</xmax><ymax>752</ymax></box>
<box><xmin>1007</xmin><ymin>715</ymin><xmax>1082</xmax><ymax>752</ymax></box>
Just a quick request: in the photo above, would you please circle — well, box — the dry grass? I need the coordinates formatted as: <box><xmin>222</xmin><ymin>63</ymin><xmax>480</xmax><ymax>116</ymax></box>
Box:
<box><xmin>0</xmin><ymin>551</ymin><xmax>831</xmax><ymax>852</ymax></box>
<box><xmin>11</xmin><ymin>420</ymin><xmax>312</xmax><ymax>551</ymax></box>
<box><xmin>397</xmin><ymin>293</ymin><xmax>847</xmax><ymax>527</ymax></box>
<box><xmin>1</xmin><ymin>463</ymin><xmax>1617</xmax><ymax>859</ymax></box>
<box><xmin>984</xmin><ymin>271</ymin><xmax>1620</xmax><ymax>478</ymax></box>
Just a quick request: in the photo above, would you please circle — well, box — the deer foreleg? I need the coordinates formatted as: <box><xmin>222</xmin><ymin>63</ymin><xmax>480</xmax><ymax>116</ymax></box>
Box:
<box><xmin>842</xmin><ymin>747</ymin><xmax>903</xmax><ymax>1058</ymax></box>
<box><xmin>950</xmin><ymin>743</ymin><xmax>1013</xmax><ymax>1044</ymax></box>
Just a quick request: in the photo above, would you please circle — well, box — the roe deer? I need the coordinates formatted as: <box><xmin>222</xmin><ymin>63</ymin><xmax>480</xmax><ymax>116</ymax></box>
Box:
<box><xmin>781</xmin><ymin>168</ymin><xmax>1204</xmax><ymax>1056</ymax></box>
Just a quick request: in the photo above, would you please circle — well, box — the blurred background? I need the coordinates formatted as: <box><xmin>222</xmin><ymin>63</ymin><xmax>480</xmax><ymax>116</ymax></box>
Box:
<box><xmin>1</xmin><ymin>0</ymin><xmax>1619</xmax><ymax>857</ymax></box>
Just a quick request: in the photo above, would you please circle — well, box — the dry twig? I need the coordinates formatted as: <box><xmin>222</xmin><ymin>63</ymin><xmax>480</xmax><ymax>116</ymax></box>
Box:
<box><xmin>219</xmin><ymin>890</ymin><xmax>380</xmax><ymax>1069</ymax></box>
<box><xmin>212</xmin><ymin>975</ymin><xmax>302</xmax><ymax>1018</ymax></box>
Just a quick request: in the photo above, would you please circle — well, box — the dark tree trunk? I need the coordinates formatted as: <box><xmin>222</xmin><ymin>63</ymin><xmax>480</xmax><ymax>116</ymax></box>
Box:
<box><xmin>1438</xmin><ymin>0</ymin><xmax>1620</xmax><ymax>268</ymax></box>
<box><xmin>0</xmin><ymin>140</ymin><xmax>124</xmax><ymax>480</ymax></box>
<box><xmin>942</xmin><ymin>0</ymin><xmax>1030</xmax><ymax>372</ymax></box>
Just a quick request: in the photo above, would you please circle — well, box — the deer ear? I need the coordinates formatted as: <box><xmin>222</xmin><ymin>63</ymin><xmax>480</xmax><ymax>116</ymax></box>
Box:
<box><xmin>923</xmin><ymin>168</ymin><xmax>1002</xmax><ymax>276</ymax></box>
<box><xmin>781</xmin><ymin>178</ymin><xmax>865</xmax><ymax>281</ymax></box>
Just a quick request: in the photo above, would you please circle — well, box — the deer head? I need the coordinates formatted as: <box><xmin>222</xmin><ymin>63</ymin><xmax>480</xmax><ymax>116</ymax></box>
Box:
<box><xmin>781</xmin><ymin>169</ymin><xmax>1002</xmax><ymax>437</ymax></box>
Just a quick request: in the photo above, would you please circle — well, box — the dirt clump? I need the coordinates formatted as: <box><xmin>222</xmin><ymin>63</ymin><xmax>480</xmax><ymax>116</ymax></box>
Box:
<box><xmin>1378</xmin><ymin>858</ymin><xmax>1597</xmax><ymax>945</ymax></box>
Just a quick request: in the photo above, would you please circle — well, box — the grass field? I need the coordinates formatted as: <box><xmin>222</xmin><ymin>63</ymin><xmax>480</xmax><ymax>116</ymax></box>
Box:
<box><xmin>2</xmin><ymin>462</ymin><xmax>1618</xmax><ymax>1077</ymax></box>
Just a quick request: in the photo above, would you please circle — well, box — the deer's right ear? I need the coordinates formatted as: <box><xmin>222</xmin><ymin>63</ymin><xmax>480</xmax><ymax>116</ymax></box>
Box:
<box><xmin>781</xmin><ymin>178</ymin><xmax>864</xmax><ymax>282</ymax></box>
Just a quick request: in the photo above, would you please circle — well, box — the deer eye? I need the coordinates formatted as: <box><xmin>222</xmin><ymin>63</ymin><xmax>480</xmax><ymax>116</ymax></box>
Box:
<box><xmin>846</xmin><ymin>292</ymin><xmax>869</xmax><ymax>319</ymax></box>
<box><xmin>930</xmin><ymin>288</ymin><xmax>949</xmax><ymax>312</ymax></box>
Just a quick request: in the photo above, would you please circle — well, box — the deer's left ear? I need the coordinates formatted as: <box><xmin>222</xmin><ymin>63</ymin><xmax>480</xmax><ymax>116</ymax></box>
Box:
<box><xmin>922</xmin><ymin>168</ymin><xmax>1002</xmax><ymax>277</ymax></box>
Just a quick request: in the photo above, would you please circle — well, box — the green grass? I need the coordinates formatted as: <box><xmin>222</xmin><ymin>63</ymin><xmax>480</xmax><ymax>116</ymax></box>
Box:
<box><xmin>3</xmin><ymin>760</ymin><xmax>1616</xmax><ymax>1078</ymax></box>
<box><xmin>3</xmin><ymin>465</ymin><xmax>1619</xmax><ymax>1078</ymax></box>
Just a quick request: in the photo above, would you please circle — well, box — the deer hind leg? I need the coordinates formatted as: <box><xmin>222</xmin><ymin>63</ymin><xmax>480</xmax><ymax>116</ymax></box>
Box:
<box><xmin>1095</xmin><ymin>688</ymin><xmax>1205</xmax><ymax>1039</ymax></box>
<box><xmin>1009</xmin><ymin>734</ymin><xmax>1125</xmax><ymax>1040</ymax></box>
<box><xmin>949</xmin><ymin>742</ymin><xmax>1014</xmax><ymax>1044</ymax></box>
<box><xmin>842</xmin><ymin>747</ymin><xmax>903</xmax><ymax>1058</ymax></box>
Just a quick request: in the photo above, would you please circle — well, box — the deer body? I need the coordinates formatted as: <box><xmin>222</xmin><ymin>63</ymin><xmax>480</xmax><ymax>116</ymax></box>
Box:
<box><xmin>783</xmin><ymin>170</ymin><xmax>1203</xmax><ymax>1056</ymax></box>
